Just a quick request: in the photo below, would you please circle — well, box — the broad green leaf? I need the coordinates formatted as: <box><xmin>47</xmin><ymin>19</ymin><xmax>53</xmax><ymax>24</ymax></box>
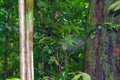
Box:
<box><xmin>72</xmin><ymin>74</ymin><xmax>81</xmax><ymax>80</ymax></box>
<box><xmin>82</xmin><ymin>73</ymin><xmax>91</xmax><ymax>80</ymax></box>
<box><xmin>114</xmin><ymin>4</ymin><xmax>120</xmax><ymax>11</ymax></box>
<box><xmin>43</xmin><ymin>76</ymin><xmax>49</xmax><ymax>80</ymax></box>
<box><xmin>6</xmin><ymin>78</ymin><xmax>20</xmax><ymax>80</ymax></box>
<box><xmin>108</xmin><ymin>1</ymin><xmax>120</xmax><ymax>11</ymax></box>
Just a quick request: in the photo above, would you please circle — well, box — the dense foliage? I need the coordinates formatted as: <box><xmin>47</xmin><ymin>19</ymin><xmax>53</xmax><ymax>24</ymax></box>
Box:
<box><xmin>34</xmin><ymin>0</ymin><xmax>89</xmax><ymax>79</ymax></box>
<box><xmin>0</xmin><ymin>0</ymin><xmax>89</xmax><ymax>80</ymax></box>
<box><xmin>0</xmin><ymin>0</ymin><xmax>120</xmax><ymax>80</ymax></box>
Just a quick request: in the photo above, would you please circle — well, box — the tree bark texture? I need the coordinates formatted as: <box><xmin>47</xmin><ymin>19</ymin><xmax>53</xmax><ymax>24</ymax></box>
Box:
<box><xmin>115</xmin><ymin>29</ymin><xmax>120</xmax><ymax>72</ymax></box>
<box><xmin>103</xmin><ymin>29</ymin><xmax>115</xmax><ymax>80</ymax></box>
<box><xmin>90</xmin><ymin>1</ymin><xmax>104</xmax><ymax>80</ymax></box>
<box><xmin>19</xmin><ymin>0</ymin><xmax>34</xmax><ymax>80</ymax></box>
<box><xmin>85</xmin><ymin>0</ymin><xmax>95</xmax><ymax>73</ymax></box>
<box><xmin>85</xmin><ymin>0</ymin><xmax>105</xmax><ymax>80</ymax></box>
<box><xmin>113</xmin><ymin>20</ymin><xmax>120</xmax><ymax>80</ymax></box>
<box><xmin>86</xmin><ymin>0</ymin><xmax>120</xmax><ymax>80</ymax></box>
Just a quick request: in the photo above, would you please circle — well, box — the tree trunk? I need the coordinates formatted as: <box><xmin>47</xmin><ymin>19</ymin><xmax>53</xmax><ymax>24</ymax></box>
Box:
<box><xmin>19</xmin><ymin>0</ymin><xmax>34</xmax><ymax>79</ymax></box>
<box><xmin>84</xmin><ymin>0</ymin><xmax>94</xmax><ymax>72</ymax></box>
<box><xmin>91</xmin><ymin>1</ymin><xmax>104</xmax><ymax>80</ymax></box>
<box><xmin>19</xmin><ymin>0</ymin><xmax>26</xmax><ymax>80</ymax></box>
<box><xmin>86</xmin><ymin>0</ymin><xmax>120</xmax><ymax>80</ymax></box>
<box><xmin>113</xmin><ymin>20</ymin><xmax>120</xmax><ymax>80</ymax></box>
<box><xmin>85</xmin><ymin>0</ymin><xmax>105</xmax><ymax>80</ymax></box>
<box><xmin>25</xmin><ymin>0</ymin><xmax>34</xmax><ymax>80</ymax></box>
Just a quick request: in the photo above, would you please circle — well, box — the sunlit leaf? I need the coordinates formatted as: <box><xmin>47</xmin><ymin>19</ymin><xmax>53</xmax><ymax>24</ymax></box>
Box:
<box><xmin>108</xmin><ymin>1</ymin><xmax>120</xmax><ymax>11</ymax></box>
<box><xmin>82</xmin><ymin>73</ymin><xmax>91</xmax><ymax>80</ymax></box>
<box><xmin>6</xmin><ymin>78</ymin><xmax>20</xmax><ymax>80</ymax></box>
<box><xmin>43</xmin><ymin>76</ymin><xmax>49</xmax><ymax>80</ymax></box>
<box><xmin>72</xmin><ymin>74</ymin><xmax>81</xmax><ymax>80</ymax></box>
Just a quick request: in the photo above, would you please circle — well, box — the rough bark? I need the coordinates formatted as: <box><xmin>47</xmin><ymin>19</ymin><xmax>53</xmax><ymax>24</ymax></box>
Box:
<box><xmin>113</xmin><ymin>20</ymin><xmax>120</xmax><ymax>80</ymax></box>
<box><xmin>115</xmin><ymin>29</ymin><xmax>120</xmax><ymax>73</ymax></box>
<box><xmin>103</xmin><ymin>29</ymin><xmax>115</xmax><ymax>80</ymax></box>
<box><xmin>86</xmin><ymin>0</ymin><xmax>120</xmax><ymax>80</ymax></box>
<box><xmin>85</xmin><ymin>0</ymin><xmax>105</xmax><ymax>80</ymax></box>
<box><xmin>85</xmin><ymin>0</ymin><xmax>95</xmax><ymax>73</ymax></box>
<box><xmin>91</xmin><ymin>1</ymin><xmax>104</xmax><ymax>80</ymax></box>
<box><xmin>102</xmin><ymin>0</ymin><xmax>116</xmax><ymax>80</ymax></box>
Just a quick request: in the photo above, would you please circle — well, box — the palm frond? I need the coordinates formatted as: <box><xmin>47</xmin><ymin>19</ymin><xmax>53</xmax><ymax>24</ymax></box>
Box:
<box><xmin>108</xmin><ymin>1</ymin><xmax>120</xmax><ymax>17</ymax></box>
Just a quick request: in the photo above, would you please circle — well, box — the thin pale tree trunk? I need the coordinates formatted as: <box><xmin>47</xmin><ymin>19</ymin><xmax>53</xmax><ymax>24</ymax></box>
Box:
<box><xmin>19</xmin><ymin>0</ymin><xmax>26</xmax><ymax>80</ymax></box>
<box><xmin>19</xmin><ymin>0</ymin><xmax>34</xmax><ymax>79</ymax></box>
<box><xmin>25</xmin><ymin>0</ymin><xmax>34</xmax><ymax>80</ymax></box>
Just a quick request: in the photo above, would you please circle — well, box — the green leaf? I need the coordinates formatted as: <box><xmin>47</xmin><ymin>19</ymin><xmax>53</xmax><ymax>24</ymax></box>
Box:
<box><xmin>37</xmin><ymin>0</ymin><xmax>47</xmax><ymax>8</ymax></box>
<box><xmin>6</xmin><ymin>78</ymin><xmax>20</xmax><ymax>80</ymax></box>
<box><xmin>82</xmin><ymin>73</ymin><xmax>91</xmax><ymax>80</ymax></box>
<box><xmin>71</xmin><ymin>72</ymin><xmax>91</xmax><ymax>80</ymax></box>
<box><xmin>62</xmin><ymin>71</ymin><xmax>66</xmax><ymax>77</ymax></box>
<box><xmin>115</xmin><ymin>57</ymin><xmax>120</xmax><ymax>61</ymax></box>
<box><xmin>72</xmin><ymin>74</ymin><xmax>81</xmax><ymax>80</ymax></box>
<box><xmin>43</xmin><ymin>76</ymin><xmax>49</xmax><ymax>80</ymax></box>
<box><xmin>108</xmin><ymin>1</ymin><xmax>120</xmax><ymax>11</ymax></box>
